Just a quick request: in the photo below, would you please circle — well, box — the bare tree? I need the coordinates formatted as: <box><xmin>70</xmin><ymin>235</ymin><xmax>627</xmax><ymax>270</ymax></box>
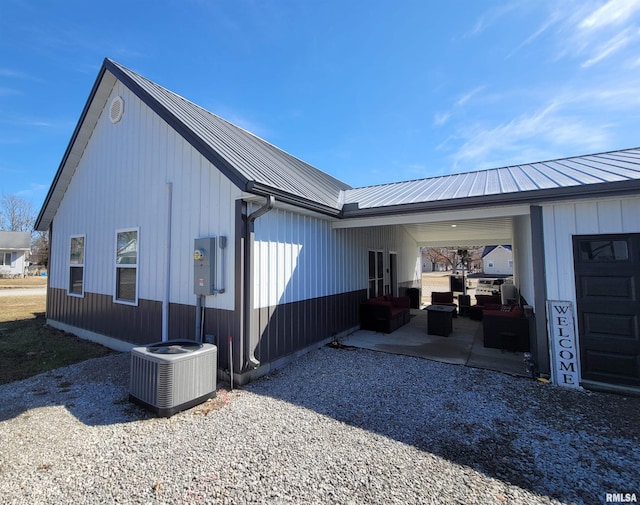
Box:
<box><xmin>422</xmin><ymin>247</ymin><xmax>457</xmax><ymax>270</ymax></box>
<box><xmin>422</xmin><ymin>245</ymin><xmax>485</xmax><ymax>272</ymax></box>
<box><xmin>0</xmin><ymin>193</ymin><xmax>35</xmax><ymax>232</ymax></box>
<box><xmin>31</xmin><ymin>231</ymin><xmax>50</xmax><ymax>268</ymax></box>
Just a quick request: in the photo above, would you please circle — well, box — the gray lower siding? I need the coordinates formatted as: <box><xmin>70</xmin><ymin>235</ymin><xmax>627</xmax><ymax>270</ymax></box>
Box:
<box><xmin>249</xmin><ymin>289</ymin><xmax>367</xmax><ymax>365</ymax></box>
<box><xmin>48</xmin><ymin>287</ymin><xmax>366</xmax><ymax>377</ymax></box>
<box><xmin>47</xmin><ymin>288</ymin><xmax>239</xmax><ymax>370</ymax></box>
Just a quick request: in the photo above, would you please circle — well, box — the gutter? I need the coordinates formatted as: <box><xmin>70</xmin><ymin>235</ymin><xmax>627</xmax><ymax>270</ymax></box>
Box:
<box><xmin>246</xmin><ymin>182</ymin><xmax>342</xmax><ymax>218</ymax></box>
<box><xmin>243</xmin><ymin>194</ymin><xmax>275</xmax><ymax>371</ymax></box>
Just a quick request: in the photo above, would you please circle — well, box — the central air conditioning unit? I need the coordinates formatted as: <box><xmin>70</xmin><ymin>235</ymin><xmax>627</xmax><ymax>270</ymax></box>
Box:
<box><xmin>129</xmin><ymin>339</ymin><xmax>217</xmax><ymax>417</ymax></box>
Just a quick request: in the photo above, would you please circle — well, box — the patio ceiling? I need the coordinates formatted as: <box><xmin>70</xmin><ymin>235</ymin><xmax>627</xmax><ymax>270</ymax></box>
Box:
<box><xmin>402</xmin><ymin>216</ymin><xmax>514</xmax><ymax>246</ymax></box>
<box><xmin>333</xmin><ymin>203</ymin><xmax>528</xmax><ymax>247</ymax></box>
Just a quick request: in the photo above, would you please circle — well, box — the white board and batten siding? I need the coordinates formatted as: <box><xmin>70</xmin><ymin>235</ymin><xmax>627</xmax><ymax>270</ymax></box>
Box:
<box><xmin>50</xmin><ymin>82</ymin><xmax>241</xmax><ymax>310</ymax></box>
<box><xmin>253</xmin><ymin>208</ymin><xmax>421</xmax><ymax>309</ymax></box>
<box><xmin>542</xmin><ymin>195</ymin><xmax>640</xmax><ymax>306</ymax></box>
<box><xmin>512</xmin><ymin>214</ymin><xmax>534</xmax><ymax>308</ymax></box>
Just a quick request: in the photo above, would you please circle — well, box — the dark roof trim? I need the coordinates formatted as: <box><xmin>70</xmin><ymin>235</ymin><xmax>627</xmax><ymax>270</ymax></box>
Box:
<box><xmin>247</xmin><ymin>182</ymin><xmax>343</xmax><ymax>217</ymax></box>
<box><xmin>341</xmin><ymin>178</ymin><xmax>640</xmax><ymax>218</ymax></box>
<box><xmin>104</xmin><ymin>59</ymin><xmax>249</xmax><ymax>191</ymax></box>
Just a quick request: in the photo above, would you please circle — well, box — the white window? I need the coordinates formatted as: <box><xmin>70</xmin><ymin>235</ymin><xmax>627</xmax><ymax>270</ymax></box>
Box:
<box><xmin>69</xmin><ymin>235</ymin><xmax>85</xmax><ymax>296</ymax></box>
<box><xmin>487</xmin><ymin>260</ymin><xmax>494</xmax><ymax>268</ymax></box>
<box><xmin>114</xmin><ymin>228</ymin><xmax>138</xmax><ymax>305</ymax></box>
<box><xmin>1</xmin><ymin>252</ymin><xmax>12</xmax><ymax>266</ymax></box>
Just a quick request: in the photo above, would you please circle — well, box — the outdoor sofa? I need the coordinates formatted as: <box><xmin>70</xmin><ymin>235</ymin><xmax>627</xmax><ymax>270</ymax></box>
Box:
<box><xmin>359</xmin><ymin>295</ymin><xmax>411</xmax><ymax>333</ymax></box>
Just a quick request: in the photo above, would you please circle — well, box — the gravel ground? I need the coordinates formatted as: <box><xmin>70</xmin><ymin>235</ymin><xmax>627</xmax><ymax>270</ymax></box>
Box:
<box><xmin>0</xmin><ymin>346</ymin><xmax>639</xmax><ymax>505</ymax></box>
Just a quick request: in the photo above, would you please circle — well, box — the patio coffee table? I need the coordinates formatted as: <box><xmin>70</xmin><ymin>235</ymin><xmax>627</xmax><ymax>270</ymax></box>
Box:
<box><xmin>426</xmin><ymin>304</ymin><xmax>456</xmax><ymax>337</ymax></box>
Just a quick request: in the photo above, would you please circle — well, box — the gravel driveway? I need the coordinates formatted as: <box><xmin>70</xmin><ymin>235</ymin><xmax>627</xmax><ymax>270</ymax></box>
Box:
<box><xmin>0</xmin><ymin>346</ymin><xmax>638</xmax><ymax>504</ymax></box>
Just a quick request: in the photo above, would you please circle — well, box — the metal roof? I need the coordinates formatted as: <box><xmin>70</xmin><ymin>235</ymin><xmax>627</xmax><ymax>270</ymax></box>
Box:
<box><xmin>36</xmin><ymin>58</ymin><xmax>640</xmax><ymax>231</ymax></box>
<box><xmin>343</xmin><ymin>148</ymin><xmax>640</xmax><ymax>215</ymax></box>
<box><xmin>108</xmin><ymin>60</ymin><xmax>350</xmax><ymax>212</ymax></box>
<box><xmin>0</xmin><ymin>231</ymin><xmax>31</xmax><ymax>250</ymax></box>
<box><xmin>36</xmin><ymin>59</ymin><xmax>350</xmax><ymax>230</ymax></box>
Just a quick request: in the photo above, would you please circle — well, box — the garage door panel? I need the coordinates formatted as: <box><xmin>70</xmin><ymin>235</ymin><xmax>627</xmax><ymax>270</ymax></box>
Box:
<box><xmin>580</xmin><ymin>276</ymin><xmax>634</xmax><ymax>299</ymax></box>
<box><xmin>582</xmin><ymin>350</ymin><xmax>639</xmax><ymax>385</ymax></box>
<box><xmin>573</xmin><ymin>233</ymin><xmax>640</xmax><ymax>386</ymax></box>
<box><xmin>583</xmin><ymin>312</ymin><xmax>637</xmax><ymax>338</ymax></box>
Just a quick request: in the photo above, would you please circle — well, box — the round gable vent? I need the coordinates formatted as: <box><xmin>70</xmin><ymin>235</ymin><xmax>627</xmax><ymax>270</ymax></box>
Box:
<box><xmin>109</xmin><ymin>96</ymin><xmax>124</xmax><ymax>124</ymax></box>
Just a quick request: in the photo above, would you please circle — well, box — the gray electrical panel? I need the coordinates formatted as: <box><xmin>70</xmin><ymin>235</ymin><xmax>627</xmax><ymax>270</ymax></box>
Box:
<box><xmin>193</xmin><ymin>237</ymin><xmax>216</xmax><ymax>296</ymax></box>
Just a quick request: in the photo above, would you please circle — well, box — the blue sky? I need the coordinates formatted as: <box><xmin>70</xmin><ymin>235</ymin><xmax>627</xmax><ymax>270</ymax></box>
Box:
<box><xmin>2</xmin><ymin>0</ymin><xmax>640</xmax><ymax>211</ymax></box>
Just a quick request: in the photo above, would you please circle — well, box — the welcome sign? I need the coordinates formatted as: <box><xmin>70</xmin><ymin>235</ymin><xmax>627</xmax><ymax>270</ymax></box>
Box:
<box><xmin>547</xmin><ymin>300</ymin><xmax>581</xmax><ymax>389</ymax></box>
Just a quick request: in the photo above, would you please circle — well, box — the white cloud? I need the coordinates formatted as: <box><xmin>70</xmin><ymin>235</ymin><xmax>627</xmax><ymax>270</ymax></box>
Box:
<box><xmin>433</xmin><ymin>86</ymin><xmax>485</xmax><ymax>129</ymax></box>
<box><xmin>433</xmin><ymin>112</ymin><xmax>451</xmax><ymax>127</ymax></box>
<box><xmin>581</xmin><ymin>27</ymin><xmax>638</xmax><ymax>67</ymax></box>
<box><xmin>451</xmin><ymin>102</ymin><xmax>610</xmax><ymax>171</ymax></box>
<box><xmin>507</xmin><ymin>11</ymin><xmax>563</xmax><ymax>58</ymax></box>
<box><xmin>456</xmin><ymin>86</ymin><xmax>486</xmax><ymax>107</ymax></box>
<box><xmin>16</xmin><ymin>183</ymin><xmax>48</xmax><ymax>198</ymax></box>
<box><xmin>512</xmin><ymin>1</ymin><xmax>640</xmax><ymax>66</ymax></box>
<box><xmin>580</xmin><ymin>0</ymin><xmax>640</xmax><ymax>30</ymax></box>
<box><xmin>465</xmin><ymin>3</ymin><xmax>523</xmax><ymax>37</ymax></box>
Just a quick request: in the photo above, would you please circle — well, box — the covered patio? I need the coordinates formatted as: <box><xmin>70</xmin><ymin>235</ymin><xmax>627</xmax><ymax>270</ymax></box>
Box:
<box><xmin>341</xmin><ymin>307</ymin><xmax>528</xmax><ymax>377</ymax></box>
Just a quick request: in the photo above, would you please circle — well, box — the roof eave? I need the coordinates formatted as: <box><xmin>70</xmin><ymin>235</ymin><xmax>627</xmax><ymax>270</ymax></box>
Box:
<box><xmin>247</xmin><ymin>182</ymin><xmax>342</xmax><ymax>217</ymax></box>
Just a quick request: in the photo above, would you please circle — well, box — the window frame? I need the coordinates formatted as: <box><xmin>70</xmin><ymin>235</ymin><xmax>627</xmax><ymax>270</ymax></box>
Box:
<box><xmin>1</xmin><ymin>252</ymin><xmax>12</xmax><ymax>266</ymax></box>
<box><xmin>68</xmin><ymin>234</ymin><xmax>85</xmax><ymax>297</ymax></box>
<box><xmin>114</xmin><ymin>227</ymin><xmax>139</xmax><ymax>306</ymax></box>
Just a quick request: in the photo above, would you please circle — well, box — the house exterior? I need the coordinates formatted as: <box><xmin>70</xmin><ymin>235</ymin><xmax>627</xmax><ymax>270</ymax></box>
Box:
<box><xmin>481</xmin><ymin>245</ymin><xmax>513</xmax><ymax>276</ymax></box>
<box><xmin>36</xmin><ymin>59</ymin><xmax>640</xmax><ymax>392</ymax></box>
<box><xmin>0</xmin><ymin>231</ymin><xmax>30</xmax><ymax>278</ymax></box>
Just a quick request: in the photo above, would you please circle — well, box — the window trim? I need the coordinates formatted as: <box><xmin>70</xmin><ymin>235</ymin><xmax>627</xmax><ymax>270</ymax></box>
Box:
<box><xmin>68</xmin><ymin>234</ymin><xmax>85</xmax><ymax>298</ymax></box>
<box><xmin>1</xmin><ymin>252</ymin><xmax>12</xmax><ymax>266</ymax></box>
<box><xmin>114</xmin><ymin>227</ymin><xmax>139</xmax><ymax>306</ymax></box>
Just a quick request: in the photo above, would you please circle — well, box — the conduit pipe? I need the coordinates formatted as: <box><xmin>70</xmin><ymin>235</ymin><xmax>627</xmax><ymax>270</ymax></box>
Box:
<box><xmin>161</xmin><ymin>182</ymin><xmax>173</xmax><ymax>342</ymax></box>
<box><xmin>195</xmin><ymin>295</ymin><xmax>203</xmax><ymax>342</ymax></box>
<box><xmin>243</xmin><ymin>195</ymin><xmax>275</xmax><ymax>370</ymax></box>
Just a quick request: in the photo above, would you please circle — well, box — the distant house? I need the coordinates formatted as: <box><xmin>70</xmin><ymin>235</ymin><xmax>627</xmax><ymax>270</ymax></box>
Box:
<box><xmin>481</xmin><ymin>245</ymin><xmax>513</xmax><ymax>276</ymax></box>
<box><xmin>0</xmin><ymin>231</ymin><xmax>30</xmax><ymax>278</ymax></box>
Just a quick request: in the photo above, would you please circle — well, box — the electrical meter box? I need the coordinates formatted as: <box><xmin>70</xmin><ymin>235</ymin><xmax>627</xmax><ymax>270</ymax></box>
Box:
<box><xmin>193</xmin><ymin>237</ymin><xmax>216</xmax><ymax>295</ymax></box>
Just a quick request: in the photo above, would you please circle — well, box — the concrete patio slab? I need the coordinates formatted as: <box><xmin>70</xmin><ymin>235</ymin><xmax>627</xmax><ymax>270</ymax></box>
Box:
<box><xmin>342</xmin><ymin>308</ymin><xmax>527</xmax><ymax>377</ymax></box>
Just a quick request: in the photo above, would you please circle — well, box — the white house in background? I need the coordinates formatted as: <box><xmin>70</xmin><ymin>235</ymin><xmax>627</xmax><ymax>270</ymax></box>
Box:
<box><xmin>482</xmin><ymin>245</ymin><xmax>513</xmax><ymax>276</ymax></box>
<box><xmin>0</xmin><ymin>231</ymin><xmax>30</xmax><ymax>278</ymax></box>
<box><xmin>35</xmin><ymin>58</ymin><xmax>640</xmax><ymax>392</ymax></box>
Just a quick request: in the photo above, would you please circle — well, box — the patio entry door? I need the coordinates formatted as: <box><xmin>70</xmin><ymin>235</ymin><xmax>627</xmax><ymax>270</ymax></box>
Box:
<box><xmin>368</xmin><ymin>250</ymin><xmax>384</xmax><ymax>298</ymax></box>
<box><xmin>573</xmin><ymin>233</ymin><xmax>640</xmax><ymax>387</ymax></box>
<box><xmin>389</xmin><ymin>252</ymin><xmax>398</xmax><ymax>297</ymax></box>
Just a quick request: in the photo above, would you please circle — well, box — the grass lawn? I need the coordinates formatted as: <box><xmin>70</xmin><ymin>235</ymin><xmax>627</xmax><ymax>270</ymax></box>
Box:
<box><xmin>0</xmin><ymin>276</ymin><xmax>48</xmax><ymax>288</ymax></box>
<box><xmin>0</xmin><ymin>281</ymin><xmax>115</xmax><ymax>385</ymax></box>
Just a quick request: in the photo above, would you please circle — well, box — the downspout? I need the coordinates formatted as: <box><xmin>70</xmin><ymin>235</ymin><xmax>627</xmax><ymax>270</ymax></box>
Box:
<box><xmin>162</xmin><ymin>182</ymin><xmax>173</xmax><ymax>342</ymax></box>
<box><xmin>244</xmin><ymin>195</ymin><xmax>275</xmax><ymax>370</ymax></box>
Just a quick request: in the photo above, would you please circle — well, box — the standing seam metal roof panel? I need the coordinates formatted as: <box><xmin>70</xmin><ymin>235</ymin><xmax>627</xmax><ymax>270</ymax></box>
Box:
<box><xmin>343</xmin><ymin>148</ymin><xmax>640</xmax><ymax>209</ymax></box>
<box><xmin>108</xmin><ymin>60</ymin><xmax>350</xmax><ymax>211</ymax></box>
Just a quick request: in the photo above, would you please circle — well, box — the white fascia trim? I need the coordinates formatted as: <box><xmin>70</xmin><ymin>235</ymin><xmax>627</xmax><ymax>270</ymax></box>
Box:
<box><xmin>332</xmin><ymin>204</ymin><xmax>531</xmax><ymax>229</ymax></box>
